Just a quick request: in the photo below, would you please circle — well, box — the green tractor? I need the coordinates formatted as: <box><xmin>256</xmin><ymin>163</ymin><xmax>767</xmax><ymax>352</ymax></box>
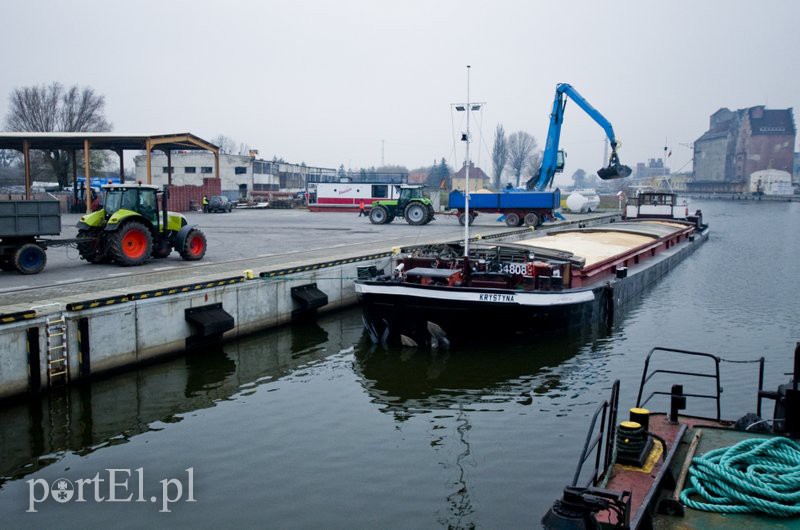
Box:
<box><xmin>76</xmin><ymin>183</ymin><xmax>207</xmax><ymax>266</ymax></box>
<box><xmin>368</xmin><ymin>185</ymin><xmax>435</xmax><ymax>226</ymax></box>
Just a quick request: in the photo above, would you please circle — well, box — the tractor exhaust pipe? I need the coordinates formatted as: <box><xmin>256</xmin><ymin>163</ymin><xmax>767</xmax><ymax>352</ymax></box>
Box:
<box><xmin>162</xmin><ymin>185</ymin><xmax>170</xmax><ymax>231</ymax></box>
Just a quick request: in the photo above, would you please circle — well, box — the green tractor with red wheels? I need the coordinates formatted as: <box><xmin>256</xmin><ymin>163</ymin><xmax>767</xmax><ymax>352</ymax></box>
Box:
<box><xmin>76</xmin><ymin>183</ymin><xmax>207</xmax><ymax>266</ymax></box>
<box><xmin>368</xmin><ymin>185</ymin><xmax>435</xmax><ymax>226</ymax></box>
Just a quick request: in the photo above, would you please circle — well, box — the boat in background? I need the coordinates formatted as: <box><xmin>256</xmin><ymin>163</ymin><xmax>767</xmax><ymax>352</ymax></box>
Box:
<box><xmin>542</xmin><ymin>343</ymin><xmax>800</xmax><ymax>529</ymax></box>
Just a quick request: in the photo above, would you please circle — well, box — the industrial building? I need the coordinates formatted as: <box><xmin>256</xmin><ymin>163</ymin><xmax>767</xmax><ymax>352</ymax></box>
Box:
<box><xmin>690</xmin><ymin>106</ymin><xmax>796</xmax><ymax>193</ymax></box>
<box><xmin>134</xmin><ymin>152</ymin><xmax>335</xmax><ymax>201</ymax></box>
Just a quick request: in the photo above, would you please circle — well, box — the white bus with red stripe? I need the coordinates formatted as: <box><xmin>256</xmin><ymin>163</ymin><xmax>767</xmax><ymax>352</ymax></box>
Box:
<box><xmin>307</xmin><ymin>181</ymin><xmax>404</xmax><ymax>212</ymax></box>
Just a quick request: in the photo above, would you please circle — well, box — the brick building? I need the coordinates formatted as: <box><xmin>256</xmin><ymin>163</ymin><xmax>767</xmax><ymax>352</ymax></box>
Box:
<box><xmin>690</xmin><ymin>106</ymin><xmax>796</xmax><ymax>193</ymax></box>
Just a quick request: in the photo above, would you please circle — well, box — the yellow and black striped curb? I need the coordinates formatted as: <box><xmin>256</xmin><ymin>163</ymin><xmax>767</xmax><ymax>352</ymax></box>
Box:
<box><xmin>67</xmin><ymin>295</ymin><xmax>131</xmax><ymax>311</ymax></box>
<box><xmin>53</xmin><ymin>277</ymin><xmax>244</xmax><ymax>313</ymax></box>
<box><xmin>0</xmin><ymin>309</ymin><xmax>36</xmax><ymax>324</ymax></box>
<box><xmin>129</xmin><ymin>276</ymin><xmax>244</xmax><ymax>300</ymax></box>
<box><xmin>259</xmin><ymin>252</ymin><xmax>392</xmax><ymax>278</ymax></box>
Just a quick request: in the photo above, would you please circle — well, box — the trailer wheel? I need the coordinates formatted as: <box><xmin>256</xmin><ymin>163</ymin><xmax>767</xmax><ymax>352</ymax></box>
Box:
<box><xmin>109</xmin><ymin>221</ymin><xmax>153</xmax><ymax>266</ymax></box>
<box><xmin>505</xmin><ymin>212</ymin><xmax>521</xmax><ymax>227</ymax></box>
<box><xmin>458</xmin><ymin>212</ymin><xmax>475</xmax><ymax>226</ymax></box>
<box><xmin>524</xmin><ymin>212</ymin><xmax>540</xmax><ymax>227</ymax></box>
<box><xmin>179</xmin><ymin>228</ymin><xmax>207</xmax><ymax>261</ymax></box>
<box><xmin>77</xmin><ymin>228</ymin><xmax>107</xmax><ymax>263</ymax></box>
<box><xmin>13</xmin><ymin>243</ymin><xmax>47</xmax><ymax>275</ymax></box>
<box><xmin>369</xmin><ymin>206</ymin><xmax>389</xmax><ymax>224</ymax></box>
<box><xmin>404</xmin><ymin>203</ymin><xmax>427</xmax><ymax>225</ymax></box>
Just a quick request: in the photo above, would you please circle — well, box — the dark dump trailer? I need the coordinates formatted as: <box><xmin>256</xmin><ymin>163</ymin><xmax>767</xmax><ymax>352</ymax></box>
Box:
<box><xmin>0</xmin><ymin>200</ymin><xmax>61</xmax><ymax>274</ymax></box>
<box><xmin>448</xmin><ymin>189</ymin><xmax>561</xmax><ymax>227</ymax></box>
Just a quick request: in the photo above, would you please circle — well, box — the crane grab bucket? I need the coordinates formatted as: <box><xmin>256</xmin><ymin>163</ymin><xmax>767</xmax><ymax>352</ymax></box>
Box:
<box><xmin>597</xmin><ymin>150</ymin><xmax>632</xmax><ymax>180</ymax></box>
<box><xmin>597</xmin><ymin>162</ymin><xmax>632</xmax><ymax>180</ymax></box>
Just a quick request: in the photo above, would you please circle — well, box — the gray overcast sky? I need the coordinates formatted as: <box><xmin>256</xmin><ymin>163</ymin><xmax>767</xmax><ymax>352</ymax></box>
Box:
<box><xmin>2</xmin><ymin>0</ymin><xmax>798</xmax><ymax>185</ymax></box>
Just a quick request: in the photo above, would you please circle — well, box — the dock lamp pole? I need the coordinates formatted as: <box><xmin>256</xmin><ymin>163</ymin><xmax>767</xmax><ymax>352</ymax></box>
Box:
<box><xmin>453</xmin><ymin>65</ymin><xmax>484</xmax><ymax>259</ymax></box>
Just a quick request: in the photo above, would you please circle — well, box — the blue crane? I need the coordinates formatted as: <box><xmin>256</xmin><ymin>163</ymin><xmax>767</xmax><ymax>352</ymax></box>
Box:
<box><xmin>526</xmin><ymin>83</ymin><xmax>632</xmax><ymax>191</ymax></box>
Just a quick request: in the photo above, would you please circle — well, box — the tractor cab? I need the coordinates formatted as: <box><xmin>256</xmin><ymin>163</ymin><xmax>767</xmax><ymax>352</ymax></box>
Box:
<box><xmin>102</xmin><ymin>184</ymin><xmax>160</xmax><ymax>226</ymax></box>
<box><xmin>397</xmin><ymin>185</ymin><xmax>424</xmax><ymax>207</ymax></box>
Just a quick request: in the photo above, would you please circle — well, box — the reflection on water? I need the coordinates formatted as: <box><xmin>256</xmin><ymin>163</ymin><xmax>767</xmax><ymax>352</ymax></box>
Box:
<box><xmin>354</xmin><ymin>332</ymin><xmax>600</xmax><ymax>418</ymax></box>
<box><xmin>352</xmin><ymin>329</ymin><xmax>611</xmax><ymax>528</ymax></box>
<box><xmin>0</xmin><ymin>320</ymin><xmax>336</xmax><ymax>487</ymax></box>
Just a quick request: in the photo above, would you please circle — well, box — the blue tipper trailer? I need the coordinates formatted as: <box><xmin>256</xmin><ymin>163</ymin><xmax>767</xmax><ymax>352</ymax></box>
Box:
<box><xmin>447</xmin><ymin>189</ymin><xmax>561</xmax><ymax>227</ymax></box>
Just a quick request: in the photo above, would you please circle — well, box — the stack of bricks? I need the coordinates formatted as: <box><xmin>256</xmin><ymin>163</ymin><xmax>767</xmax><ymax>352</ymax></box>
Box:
<box><xmin>165</xmin><ymin>178</ymin><xmax>222</xmax><ymax>212</ymax></box>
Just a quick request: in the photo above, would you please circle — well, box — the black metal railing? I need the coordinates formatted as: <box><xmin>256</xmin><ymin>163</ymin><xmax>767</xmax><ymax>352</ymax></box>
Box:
<box><xmin>571</xmin><ymin>380</ymin><xmax>620</xmax><ymax>488</ymax></box>
<box><xmin>636</xmin><ymin>347</ymin><xmax>765</xmax><ymax>421</ymax></box>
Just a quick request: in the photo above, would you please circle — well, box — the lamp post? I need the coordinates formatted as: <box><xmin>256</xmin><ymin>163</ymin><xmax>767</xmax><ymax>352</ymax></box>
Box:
<box><xmin>453</xmin><ymin>66</ymin><xmax>484</xmax><ymax>258</ymax></box>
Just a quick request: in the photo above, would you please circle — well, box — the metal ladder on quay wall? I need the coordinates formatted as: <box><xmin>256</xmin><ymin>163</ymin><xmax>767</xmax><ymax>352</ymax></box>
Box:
<box><xmin>46</xmin><ymin>314</ymin><xmax>69</xmax><ymax>387</ymax></box>
<box><xmin>32</xmin><ymin>303</ymin><xmax>70</xmax><ymax>388</ymax></box>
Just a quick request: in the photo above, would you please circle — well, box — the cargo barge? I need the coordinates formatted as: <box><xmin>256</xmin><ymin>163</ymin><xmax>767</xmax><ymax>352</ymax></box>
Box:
<box><xmin>355</xmin><ymin>193</ymin><xmax>707</xmax><ymax>344</ymax></box>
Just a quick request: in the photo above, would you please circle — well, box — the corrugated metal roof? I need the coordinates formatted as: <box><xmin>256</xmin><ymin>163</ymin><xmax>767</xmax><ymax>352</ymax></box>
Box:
<box><xmin>0</xmin><ymin>132</ymin><xmax>218</xmax><ymax>152</ymax></box>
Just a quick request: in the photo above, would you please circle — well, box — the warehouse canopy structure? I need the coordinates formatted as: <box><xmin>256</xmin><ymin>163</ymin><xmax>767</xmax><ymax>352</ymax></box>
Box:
<box><xmin>0</xmin><ymin>132</ymin><xmax>219</xmax><ymax>211</ymax></box>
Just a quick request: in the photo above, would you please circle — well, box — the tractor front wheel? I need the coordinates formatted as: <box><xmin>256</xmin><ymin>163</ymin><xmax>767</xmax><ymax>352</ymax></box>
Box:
<box><xmin>404</xmin><ymin>203</ymin><xmax>427</xmax><ymax>225</ymax></box>
<box><xmin>369</xmin><ymin>206</ymin><xmax>389</xmax><ymax>224</ymax></box>
<box><xmin>109</xmin><ymin>221</ymin><xmax>153</xmax><ymax>266</ymax></box>
<box><xmin>179</xmin><ymin>229</ymin><xmax>207</xmax><ymax>261</ymax></box>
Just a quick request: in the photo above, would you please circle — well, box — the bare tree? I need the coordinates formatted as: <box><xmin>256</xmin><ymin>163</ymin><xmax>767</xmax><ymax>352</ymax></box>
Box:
<box><xmin>491</xmin><ymin>124</ymin><xmax>508</xmax><ymax>190</ymax></box>
<box><xmin>4</xmin><ymin>82</ymin><xmax>112</xmax><ymax>187</ymax></box>
<box><xmin>507</xmin><ymin>131</ymin><xmax>537</xmax><ymax>188</ymax></box>
<box><xmin>211</xmin><ymin>134</ymin><xmax>237</xmax><ymax>154</ymax></box>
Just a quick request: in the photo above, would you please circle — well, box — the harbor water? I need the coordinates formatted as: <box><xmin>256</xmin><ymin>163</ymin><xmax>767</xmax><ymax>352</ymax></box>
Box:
<box><xmin>0</xmin><ymin>199</ymin><xmax>798</xmax><ymax>528</ymax></box>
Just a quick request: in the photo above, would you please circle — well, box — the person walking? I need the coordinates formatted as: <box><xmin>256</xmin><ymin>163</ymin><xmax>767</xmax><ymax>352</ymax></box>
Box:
<box><xmin>358</xmin><ymin>200</ymin><xmax>367</xmax><ymax>217</ymax></box>
<box><xmin>202</xmin><ymin>195</ymin><xmax>209</xmax><ymax>213</ymax></box>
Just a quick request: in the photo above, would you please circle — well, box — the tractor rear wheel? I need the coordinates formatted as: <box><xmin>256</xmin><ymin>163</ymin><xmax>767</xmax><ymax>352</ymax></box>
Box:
<box><xmin>13</xmin><ymin>243</ymin><xmax>47</xmax><ymax>274</ymax></box>
<box><xmin>77</xmin><ymin>228</ymin><xmax>107</xmax><ymax>263</ymax></box>
<box><xmin>369</xmin><ymin>206</ymin><xmax>389</xmax><ymax>224</ymax></box>
<box><xmin>405</xmin><ymin>203</ymin><xmax>427</xmax><ymax>225</ymax></box>
<box><xmin>109</xmin><ymin>221</ymin><xmax>153</xmax><ymax>266</ymax></box>
<box><xmin>179</xmin><ymin>228</ymin><xmax>207</xmax><ymax>261</ymax></box>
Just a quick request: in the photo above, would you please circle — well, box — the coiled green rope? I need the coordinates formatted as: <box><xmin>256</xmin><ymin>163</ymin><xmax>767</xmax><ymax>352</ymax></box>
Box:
<box><xmin>680</xmin><ymin>437</ymin><xmax>800</xmax><ymax>517</ymax></box>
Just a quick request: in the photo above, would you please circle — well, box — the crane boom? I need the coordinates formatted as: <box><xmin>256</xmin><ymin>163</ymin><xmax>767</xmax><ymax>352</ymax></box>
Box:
<box><xmin>527</xmin><ymin>83</ymin><xmax>631</xmax><ymax>190</ymax></box>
